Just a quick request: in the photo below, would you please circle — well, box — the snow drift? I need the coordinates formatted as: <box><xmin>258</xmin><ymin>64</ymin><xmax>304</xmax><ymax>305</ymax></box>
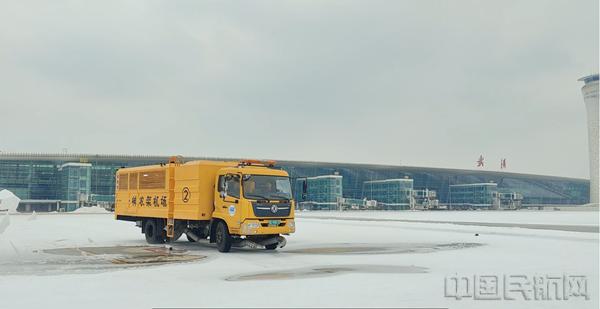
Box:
<box><xmin>0</xmin><ymin>189</ymin><xmax>20</xmax><ymax>214</ymax></box>
<box><xmin>72</xmin><ymin>206</ymin><xmax>110</xmax><ymax>214</ymax></box>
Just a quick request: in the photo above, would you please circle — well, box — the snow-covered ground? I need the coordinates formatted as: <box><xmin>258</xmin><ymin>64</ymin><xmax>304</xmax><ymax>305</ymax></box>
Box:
<box><xmin>0</xmin><ymin>211</ymin><xmax>598</xmax><ymax>309</ymax></box>
<box><xmin>298</xmin><ymin>209</ymin><xmax>600</xmax><ymax>226</ymax></box>
<box><xmin>71</xmin><ymin>205</ymin><xmax>111</xmax><ymax>214</ymax></box>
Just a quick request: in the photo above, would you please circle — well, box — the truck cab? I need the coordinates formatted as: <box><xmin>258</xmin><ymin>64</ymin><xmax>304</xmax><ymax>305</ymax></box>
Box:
<box><xmin>210</xmin><ymin>161</ymin><xmax>295</xmax><ymax>252</ymax></box>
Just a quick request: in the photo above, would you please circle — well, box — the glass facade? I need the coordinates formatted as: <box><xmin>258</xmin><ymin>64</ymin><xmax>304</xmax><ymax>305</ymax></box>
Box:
<box><xmin>0</xmin><ymin>153</ymin><xmax>591</xmax><ymax>212</ymax></box>
<box><xmin>58</xmin><ymin>163</ymin><xmax>91</xmax><ymax>202</ymax></box>
<box><xmin>362</xmin><ymin>179</ymin><xmax>413</xmax><ymax>210</ymax></box>
<box><xmin>0</xmin><ymin>161</ymin><xmax>57</xmax><ymax>200</ymax></box>
<box><xmin>283</xmin><ymin>161</ymin><xmax>589</xmax><ymax>205</ymax></box>
<box><xmin>449</xmin><ymin>183</ymin><xmax>498</xmax><ymax>208</ymax></box>
<box><xmin>294</xmin><ymin>175</ymin><xmax>342</xmax><ymax>210</ymax></box>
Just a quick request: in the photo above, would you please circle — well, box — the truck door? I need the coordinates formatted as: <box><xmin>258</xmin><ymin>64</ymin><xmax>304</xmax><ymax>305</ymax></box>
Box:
<box><xmin>215</xmin><ymin>173</ymin><xmax>242</xmax><ymax>231</ymax></box>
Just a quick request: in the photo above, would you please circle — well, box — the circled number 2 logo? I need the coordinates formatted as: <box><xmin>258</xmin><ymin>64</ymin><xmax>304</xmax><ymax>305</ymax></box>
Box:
<box><xmin>182</xmin><ymin>187</ymin><xmax>190</xmax><ymax>203</ymax></box>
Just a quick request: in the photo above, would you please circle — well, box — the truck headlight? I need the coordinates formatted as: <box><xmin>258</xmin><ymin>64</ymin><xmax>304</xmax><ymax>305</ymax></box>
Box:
<box><xmin>246</xmin><ymin>223</ymin><xmax>260</xmax><ymax>229</ymax></box>
<box><xmin>241</xmin><ymin>222</ymin><xmax>260</xmax><ymax>234</ymax></box>
<box><xmin>288</xmin><ymin>220</ymin><xmax>295</xmax><ymax>230</ymax></box>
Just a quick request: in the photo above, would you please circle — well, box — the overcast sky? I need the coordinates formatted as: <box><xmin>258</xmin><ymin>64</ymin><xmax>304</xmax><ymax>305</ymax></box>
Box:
<box><xmin>0</xmin><ymin>0</ymin><xmax>598</xmax><ymax>179</ymax></box>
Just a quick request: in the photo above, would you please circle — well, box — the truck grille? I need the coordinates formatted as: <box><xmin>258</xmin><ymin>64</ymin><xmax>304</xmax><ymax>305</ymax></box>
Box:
<box><xmin>252</xmin><ymin>202</ymin><xmax>291</xmax><ymax>217</ymax></box>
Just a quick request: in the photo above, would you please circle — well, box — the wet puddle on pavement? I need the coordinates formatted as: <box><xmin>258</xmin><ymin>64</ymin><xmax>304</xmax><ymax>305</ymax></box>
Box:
<box><xmin>0</xmin><ymin>245</ymin><xmax>206</xmax><ymax>276</ymax></box>
<box><xmin>43</xmin><ymin>245</ymin><xmax>205</xmax><ymax>264</ymax></box>
<box><xmin>224</xmin><ymin>242</ymin><xmax>480</xmax><ymax>281</ymax></box>
<box><xmin>226</xmin><ymin>264</ymin><xmax>428</xmax><ymax>281</ymax></box>
<box><xmin>0</xmin><ymin>242</ymin><xmax>480</xmax><ymax>276</ymax></box>
<box><xmin>284</xmin><ymin>242</ymin><xmax>482</xmax><ymax>255</ymax></box>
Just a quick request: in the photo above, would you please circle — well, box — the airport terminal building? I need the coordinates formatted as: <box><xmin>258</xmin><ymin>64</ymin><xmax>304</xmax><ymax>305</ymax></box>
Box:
<box><xmin>0</xmin><ymin>153</ymin><xmax>590</xmax><ymax>212</ymax></box>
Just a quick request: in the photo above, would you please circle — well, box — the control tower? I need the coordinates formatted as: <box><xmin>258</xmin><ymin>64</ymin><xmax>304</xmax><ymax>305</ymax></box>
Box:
<box><xmin>578</xmin><ymin>74</ymin><xmax>599</xmax><ymax>205</ymax></box>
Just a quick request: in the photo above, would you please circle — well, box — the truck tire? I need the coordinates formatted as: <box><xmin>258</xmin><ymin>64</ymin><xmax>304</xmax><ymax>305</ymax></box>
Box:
<box><xmin>144</xmin><ymin>219</ymin><xmax>166</xmax><ymax>244</ymax></box>
<box><xmin>265</xmin><ymin>243</ymin><xmax>278</xmax><ymax>250</ymax></box>
<box><xmin>186</xmin><ymin>234</ymin><xmax>196</xmax><ymax>242</ymax></box>
<box><xmin>215</xmin><ymin>221</ymin><xmax>232</xmax><ymax>252</ymax></box>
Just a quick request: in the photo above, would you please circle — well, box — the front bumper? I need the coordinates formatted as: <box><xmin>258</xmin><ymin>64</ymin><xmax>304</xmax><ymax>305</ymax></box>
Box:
<box><xmin>239</xmin><ymin>218</ymin><xmax>295</xmax><ymax>235</ymax></box>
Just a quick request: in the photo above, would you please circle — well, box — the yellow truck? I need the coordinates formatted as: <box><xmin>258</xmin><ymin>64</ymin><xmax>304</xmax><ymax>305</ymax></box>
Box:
<box><xmin>114</xmin><ymin>157</ymin><xmax>295</xmax><ymax>252</ymax></box>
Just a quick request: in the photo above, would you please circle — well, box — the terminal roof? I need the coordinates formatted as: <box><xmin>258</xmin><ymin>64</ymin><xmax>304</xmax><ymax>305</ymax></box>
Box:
<box><xmin>578</xmin><ymin>74</ymin><xmax>599</xmax><ymax>84</ymax></box>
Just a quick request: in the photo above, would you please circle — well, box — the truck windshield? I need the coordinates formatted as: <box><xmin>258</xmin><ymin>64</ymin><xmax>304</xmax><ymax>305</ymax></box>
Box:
<box><xmin>242</xmin><ymin>175</ymin><xmax>292</xmax><ymax>201</ymax></box>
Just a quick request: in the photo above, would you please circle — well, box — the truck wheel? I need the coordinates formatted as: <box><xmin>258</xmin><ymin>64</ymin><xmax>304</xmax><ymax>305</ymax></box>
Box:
<box><xmin>215</xmin><ymin>221</ymin><xmax>232</xmax><ymax>252</ymax></box>
<box><xmin>144</xmin><ymin>219</ymin><xmax>165</xmax><ymax>244</ymax></box>
<box><xmin>265</xmin><ymin>243</ymin><xmax>278</xmax><ymax>250</ymax></box>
